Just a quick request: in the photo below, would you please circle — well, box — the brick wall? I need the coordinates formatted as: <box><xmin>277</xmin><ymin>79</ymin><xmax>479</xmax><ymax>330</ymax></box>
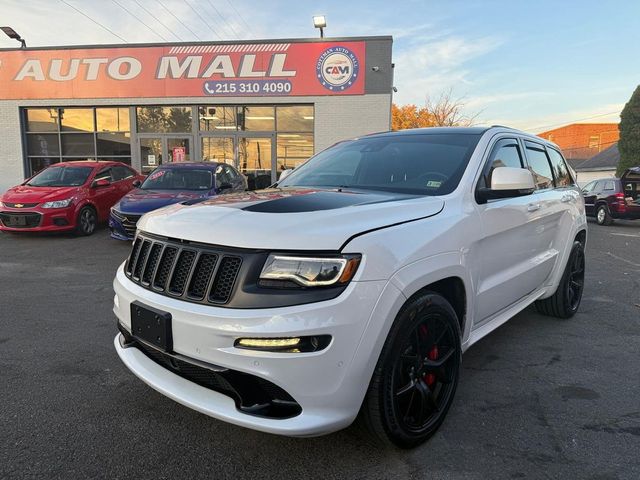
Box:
<box><xmin>537</xmin><ymin>123</ymin><xmax>619</xmax><ymax>161</ymax></box>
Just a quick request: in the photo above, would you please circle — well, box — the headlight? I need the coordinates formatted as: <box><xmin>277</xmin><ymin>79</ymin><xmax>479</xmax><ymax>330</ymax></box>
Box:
<box><xmin>259</xmin><ymin>254</ymin><xmax>361</xmax><ymax>287</ymax></box>
<box><xmin>41</xmin><ymin>198</ymin><xmax>73</xmax><ymax>209</ymax></box>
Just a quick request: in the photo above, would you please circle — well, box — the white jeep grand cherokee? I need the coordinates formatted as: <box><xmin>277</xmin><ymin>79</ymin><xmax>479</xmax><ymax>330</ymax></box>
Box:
<box><xmin>114</xmin><ymin>126</ymin><xmax>586</xmax><ymax>448</ymax></box>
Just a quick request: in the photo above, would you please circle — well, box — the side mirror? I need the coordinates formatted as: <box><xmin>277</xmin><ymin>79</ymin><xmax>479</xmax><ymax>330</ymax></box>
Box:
<box><xmin>132</xmin><ymin>179</ymin><xmax>142</xmax><ymax>188</ymax></box>
<box><xmin>92</xmin><ymin>178</ymin><xmax>111</xmax><ymax>188</ymax></box>
<box><xmin>278</xmin><ymin>169</ymin><xmax>293</xmax><ymax>182</ymax></box>
<box><xmin>476</xmin><ymin>167</ymin><xmax>535</xmax><ymax>203</ymax></box>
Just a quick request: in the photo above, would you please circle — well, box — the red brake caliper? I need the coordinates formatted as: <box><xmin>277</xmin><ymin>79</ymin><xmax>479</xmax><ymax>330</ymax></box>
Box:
<box><xmin>425</xmin><ymin>345</ymin><xmax>438</xmax><ymax>387</ymax></box>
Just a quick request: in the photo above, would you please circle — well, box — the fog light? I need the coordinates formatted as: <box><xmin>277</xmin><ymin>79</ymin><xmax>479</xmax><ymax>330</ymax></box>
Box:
<box><xmin>235</xmin><ymin>335</ymin><xmax>331</xmax><ymax>353</ymax></box>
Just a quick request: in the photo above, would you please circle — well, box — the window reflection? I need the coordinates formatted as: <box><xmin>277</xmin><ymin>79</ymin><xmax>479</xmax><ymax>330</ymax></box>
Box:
<box><xmin>137</xmin><ymin>106</ymin><xmax>192</xmax><ymax>133</ymax></box>
<box><xmin>277</xmin><ymin>133</ymin><xmax>313</xmax><ymax>170</ymax></box>
<box><xmin>199</xmin><ymin>106</ymin><xmax>237</xmax><ymax>131</ymax></box>
<box><xmin>240</xmin><ymin>106</ymin><xmax>274</xmax><ymax>131</ymax></box>
<box><xmin>97</xmin><ymin>108</ymin><xmax>130</xmax><ymax>132</ymax></box>
<box><xmin>276</xmin><ymin>106</ymin><xmax>313</xmax><ymax>132</ymax></box>
<box><xmin>61</xmin><ymin>108</ymin><xmax>95</xmax><ymax>132</ymax></box>
<box><xmin>26</xmin><ymin>109</ymin><xmax>59</xmax><ymax>132</ymax></box>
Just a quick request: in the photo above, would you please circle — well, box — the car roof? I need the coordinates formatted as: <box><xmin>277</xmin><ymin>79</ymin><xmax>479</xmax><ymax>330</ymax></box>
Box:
<box><xmin>49</xmin><ymin>160</ymin><xmax>126</xmax><ymax>168</ymax></box>
<box><xmin>152</xmin><ymin>162</ymin><xmax>222</xmax><ymax>170</ymax></box>
<box><xmin>361</xmin><ymin>126</ymin><xmax>564</xmax><ymax>152</ymax></box>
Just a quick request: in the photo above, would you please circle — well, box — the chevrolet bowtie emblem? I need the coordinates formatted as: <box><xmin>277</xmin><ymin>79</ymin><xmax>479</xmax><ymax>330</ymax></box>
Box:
<box><xmin>14</xmin><ymin>204</ymin><xmax>24</xmax><ymax>208</ymax></box>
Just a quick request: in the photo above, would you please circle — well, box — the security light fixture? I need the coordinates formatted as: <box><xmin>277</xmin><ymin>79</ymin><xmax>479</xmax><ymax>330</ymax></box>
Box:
<box><xmin>1</xmin><ymin>26</ymin><xmax>26</xmax><ymax>48</ymax></box>
<box><xmin>313</xmin><ymin>15</ymin><xmax>326</xmax><ymax>38</ymax></box>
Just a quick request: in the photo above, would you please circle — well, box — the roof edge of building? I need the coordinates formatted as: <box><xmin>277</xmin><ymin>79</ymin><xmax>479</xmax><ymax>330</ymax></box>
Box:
<box><xmin>0</xmin><ymin>35</ymin><xmax>394</xmax><ymax>52</ymax></box>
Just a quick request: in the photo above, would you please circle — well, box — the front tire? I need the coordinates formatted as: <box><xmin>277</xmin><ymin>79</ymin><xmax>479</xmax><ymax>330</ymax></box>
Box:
<box><xmin>535</xmin><ymin>240</ymin><xmax>585</xmax><ymax>318</ymax></box>
<box><xmin>596</xmin><ymin>205</ymin><xmax>612</xmax><ymax>225</ymax></box>
<box><xmin>359</xmin><ymin>292</ymin><xmax>462</xmax><ymax>449</ymax></box>
<box><xmin>75</xmin><ymin>206</ymin><xmax>97</xmax><ymax>236</ymax></box>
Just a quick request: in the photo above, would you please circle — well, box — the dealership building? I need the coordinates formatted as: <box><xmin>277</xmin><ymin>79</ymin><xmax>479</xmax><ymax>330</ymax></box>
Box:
<box><xmin>0</xmin><ymin>36</ymin><xmax>392</xmax><ymax>192</ymax></box>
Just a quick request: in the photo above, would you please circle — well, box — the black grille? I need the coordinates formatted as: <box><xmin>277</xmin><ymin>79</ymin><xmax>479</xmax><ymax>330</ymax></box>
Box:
<box><xmin>0</xmin><ymin>212</ymin><xmax>42</xmax><ymax>228</ymax></box>
<box><xmin>125</xmin><ymin>233</ymin><xmax>242</xmax><ymax>305</ymax></box>
<box><xmin>210</xmin><ymin>257</ymin><xmax>242</xmax><ymax>303</ymax></box>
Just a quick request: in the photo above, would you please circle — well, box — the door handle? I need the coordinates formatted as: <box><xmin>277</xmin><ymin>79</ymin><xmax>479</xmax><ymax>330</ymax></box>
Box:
<box><xmin>527</xmin><ymin>203</ymin><xmax>541</xmax><ymax>212</ymax></box>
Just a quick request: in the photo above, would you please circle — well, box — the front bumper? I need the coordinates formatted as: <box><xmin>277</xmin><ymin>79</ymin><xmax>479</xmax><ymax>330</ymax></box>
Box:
<box><xmin>108</xmin><ymin>211</ymin><xmax>138</xmax><ymax>240</ymax></box>
<box><xmin>113</xmin><ymin>263</ymin><xmax>402</xmax><ymax>436</ymax></box>
<box><xmin>0</xmin><ymin>207</ymin><xmax>75</xmax><ymax>232</ymax></box>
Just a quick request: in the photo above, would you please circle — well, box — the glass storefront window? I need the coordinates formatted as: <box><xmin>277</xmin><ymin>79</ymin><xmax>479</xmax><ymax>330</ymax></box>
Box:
<box><xmin>202</xmin><ymin>137</ymin><xmax>235</xmax><ymax>163</ymax></box>
<box><xmin>167</xmin><ymin>138</ymin><xmax>191</xmax><ymax>162</ymax></box>
<box><xmin>199</xmin><ymin>106</ymin><xmax>237</xmax><ymax>131</ymax></box>
<box><xmin>25</xmin><ymin>109</ymin><xmax>59</xmax><ymax>132</ymax></box>
<box><xmin>137</xmin><ymin>106</ymin><xmax>193</xmax><ymax>133</ymax></box>
<box><xmin>61</xmin><ymin>108</ymin><xmax>95</xmax><ymax>132</ymax></box>
<box><xmin>29</xmin><ymin>158</ymin><xmax>60</xmax><ymax>175</ymax></box>
<box><xmin>140</xmin><ymin>138</ymin><xmax>163</xmax><ymax>173</ymax></box>
<box><xmin>277</xmin><ymin>133</ymin><xmax>314</xmax><ymax>171</ymax></box>
<box><xmin>239</xmin><ymin>137</ymin><xmax>273</xmax><ymax>190</ymax></box>
<box><xmin>276</xmin><ymin>106</ymin><xmax>314</xmax><ymax>132</ymax></box>
<box><xmin>97</xmin><ymin>108</ymin><xmax>130</xmax><ymax>132</ymax></box>
<box><xmin>27</xmin><ymin>134</ymin><xmax>60</xmax><ymax>157</ymax></box>
<box><xmin>61</xmin><ymin>133</ymin><xmax>95</xmax><ymax>156</ymax></box>
<box><xmin>97</xmin><ymin>132</ymin><xmax>132</xmax><ymax>156</ymax></box>
<box><xmin>240</xmin><ymin>106</ymin><xmax>275</xmax><ymax>131</ymax></box>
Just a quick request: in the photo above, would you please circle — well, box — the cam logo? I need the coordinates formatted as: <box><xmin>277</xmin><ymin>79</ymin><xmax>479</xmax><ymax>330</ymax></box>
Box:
<box><xmin>316</xmin><ymin>46</ymin><xmax>359</xmax><ymax>91</ymax></box>
<box><xmin>14</xmin><ymin>204</ymin><xmax>24</xmax><ymax>208</ymax></box>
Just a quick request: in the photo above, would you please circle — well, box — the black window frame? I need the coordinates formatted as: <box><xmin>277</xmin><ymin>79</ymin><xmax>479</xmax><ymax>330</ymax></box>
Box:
<box><xmin>478</xmin><ymin>137</ymin><xmax>525</xmax><ymax>191</ymax></box>
<box><xmin>546</xmin><ymin>146</ymin><xmax>575</xmax><ymax>188</ymax></box>
<box><xmin>523</xmin><ymin>140</ymin><xmax>556</xmax><ymax>191</ymax></box>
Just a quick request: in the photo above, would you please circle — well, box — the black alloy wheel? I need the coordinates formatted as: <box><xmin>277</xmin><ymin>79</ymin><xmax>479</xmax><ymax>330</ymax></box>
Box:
<box><xmin>565</xmin><ymin>243</ymin><xmax>585</xmax><ymax>313</ymax></box>
<box><xmin>359</xmin><ymin>292</ymin><xmax>462</xmax><ymax>449</ymax></box>
<box><xmin>535</xmin><ymin>240</ymin><xmax>585</xmax><ymax>318</ymax></box>
<box><xmin>76</xmin><ymin>206</ymin><xmax>97</xmax><ymax>236</ymax></box>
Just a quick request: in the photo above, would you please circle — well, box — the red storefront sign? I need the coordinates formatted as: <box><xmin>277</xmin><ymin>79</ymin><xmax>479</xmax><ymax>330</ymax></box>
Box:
<box><xmin>0</xmin><ymin>41</ymin><xmax>365</xmax><ymax>99</ymax></box>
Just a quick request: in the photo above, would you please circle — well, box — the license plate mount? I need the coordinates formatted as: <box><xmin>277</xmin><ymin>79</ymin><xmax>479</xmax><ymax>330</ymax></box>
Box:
<box><xmin>9</xmin><ymin>216</ymin><xmax>26</xmax><ymax>226</ymax></box>
<box><xmin>130</xmin><ymin>301</ymin><xmax>173</xmax><ymax>352</ymax></box>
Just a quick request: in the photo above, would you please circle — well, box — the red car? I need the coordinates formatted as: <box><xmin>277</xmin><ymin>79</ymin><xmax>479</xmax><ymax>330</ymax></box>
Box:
<box><xmin>0</xmin><ymin>161</ymin><xmax>144</xmax><ymax>236</ymax></box>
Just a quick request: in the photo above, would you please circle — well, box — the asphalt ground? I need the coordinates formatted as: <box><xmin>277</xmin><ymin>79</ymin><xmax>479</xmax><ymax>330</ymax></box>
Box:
<box><xmin>1</xmin><ymin>219</ymin><xmax>639</xmax><ymax>480</ymax></box>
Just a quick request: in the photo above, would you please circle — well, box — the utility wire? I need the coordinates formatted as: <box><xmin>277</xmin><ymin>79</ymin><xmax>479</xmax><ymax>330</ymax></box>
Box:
<box><xmin>206</xmin><ymin>0</ymin><xmax>240</xmax><ymax>39</ymax></box>
<box><xmin>130</xmin><ymin>0</ymin><xmax>184</xmax><ymax>41</ymax></box>
<box><xmin>225</xmin><ymin>0</ymin><xmax>254</xmax><ymax>39</ymax></box>
<box><xmin>157</xmin><ymin>0</ymin><xmax>203</xmax><ymax>41</ymax></box>
<box><xmin>529</xmin><ymin>111</ymin><xmax>621</xmax><ymax>133</ymax></box>
<box><xmin>111</xmin><ymin>0</ymin><xmax>168</xmax><ymax>42</ymax></box>
<box><xmin>59</xmin><ymin>0</ymin><xmax>128</xmax><ymax>43</ymax></box>
<box><xmin>182</xmin><ymin>0</ymin><xmax>222</xmax><ymax>40</ymax></box>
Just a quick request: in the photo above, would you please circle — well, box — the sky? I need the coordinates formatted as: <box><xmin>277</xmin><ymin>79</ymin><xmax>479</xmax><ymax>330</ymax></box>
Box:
<box><xmin>1</xmin><ymin>0</ymin><xmax>638</xmax><ymax>132</ymax></box>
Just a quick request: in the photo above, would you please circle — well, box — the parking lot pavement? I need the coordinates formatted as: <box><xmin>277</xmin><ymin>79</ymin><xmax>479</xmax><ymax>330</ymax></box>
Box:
<box><xmin>1</xmin><ymin>221</ymin><xmax>639</xmax><ymax>480</ymax></box>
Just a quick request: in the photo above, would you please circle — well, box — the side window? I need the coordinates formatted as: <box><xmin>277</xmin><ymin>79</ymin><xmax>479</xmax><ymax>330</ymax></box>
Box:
<box><xmin>593</xmin><ymin>181</ymin><xmax>604</xmax><ymax>193</ymax></box>
<box><xmin>546</xmin><ymin>148</ymin><xmax>573</xmax><ymax>187</ymax></box>
<box><xmin>94</xmin><ymin>168</ymin><xmax>112</xmax><ymax>183</ymax></box>
<box><xmin>224</xmin><ymin>165</ymin><xmax>239</xmax><ymax>180</ymax></box>
<box><xmin>525</xmin><ymin>142</ymin><xmax>554</xmax><ymax>190</ymax></box>
<box><xmin>603</xmin><ymin>180</ymin><xmax>615</xmax><ymax>191</ymax></box>
<box><xmin>215</xmin><ymin>165</ymin><xmax>231</xmax><ymax>186</ymax></box>
<box><xmin>111</xmin><ymin>166</ymin><xmax>128</xmax><ymax>182</ymax></box>
<box><xmin>582</xmin><ymin>181</ymin><xmax>596</xmax><ymax>193</ymax></box>
<box><xmin>479</xmin><ymin>138</ymin><xmax>524</xmax><ymax>189</ymax></box>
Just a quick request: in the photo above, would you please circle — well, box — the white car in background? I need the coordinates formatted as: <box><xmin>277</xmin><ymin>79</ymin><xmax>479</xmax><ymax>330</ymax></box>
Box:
<box><xmin>114</xmin><ymin>126</ymin><xmax>586</xmax><ymax>448</ymax></box>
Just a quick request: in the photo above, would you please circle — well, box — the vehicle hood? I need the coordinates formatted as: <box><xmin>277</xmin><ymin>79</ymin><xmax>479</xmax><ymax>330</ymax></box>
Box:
<box><xmin>1</xmin><ymin>185</ymin><xmax>80</xmax><ymax>203</ymax></box>
<box><xmin>115</xmin><ymin>189</ymin><xmax>210</xmax><ymax>215</ymax></box>
<box><xmin>138</xmin><ymin>188</ymin><xmax>445</xmax><ymax>250</ymax></box>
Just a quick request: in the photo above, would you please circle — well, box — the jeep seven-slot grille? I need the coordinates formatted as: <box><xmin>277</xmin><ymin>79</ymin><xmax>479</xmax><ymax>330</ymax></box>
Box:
<box><xmin>125</xmin><ymin>234</ymin><xmax>242</xmax><ymax>305</ymax></box>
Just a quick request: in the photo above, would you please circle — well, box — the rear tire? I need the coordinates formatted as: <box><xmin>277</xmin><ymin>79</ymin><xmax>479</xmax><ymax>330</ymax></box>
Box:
<box><xmin>595</xmin><ymin>205</ymin><xmax>612</xmax><ymax>226</ymax></box>
<box><xmin>75</xmin><ymin>206</ymin><xmax>97</xmax><ymax>236</ymax></box>
<box><xmin>535</xmin><ymin>241</ymin><xmax>585</xmax><ymax>318</ymax></box>
<box><xmin>358</xmin><ymin>292</ymin><xmax>462</xmax><ymax>449</ymax></box>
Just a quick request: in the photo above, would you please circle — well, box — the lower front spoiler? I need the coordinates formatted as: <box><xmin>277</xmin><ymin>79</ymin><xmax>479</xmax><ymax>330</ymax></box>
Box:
<box><xmin>114</xmin><ymin>334</ymin><xmax>352</xmax><ymax>437</ymax></box>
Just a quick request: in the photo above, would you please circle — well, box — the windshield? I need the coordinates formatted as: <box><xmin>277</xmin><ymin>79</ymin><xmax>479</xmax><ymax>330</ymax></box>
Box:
<box><xmin>141</xmin><ymin>168</ymin><xmax>213</xmax><ymax>191</ymax></box>
<box><xmin>279</xmin><ymin>133</ymin><xmax>482</xmax><ymax>195</ymax></box>
<box><xmin>27</xmin><ymin>166</ymin><xmax>93</xmax><ymax>187</ymax></box>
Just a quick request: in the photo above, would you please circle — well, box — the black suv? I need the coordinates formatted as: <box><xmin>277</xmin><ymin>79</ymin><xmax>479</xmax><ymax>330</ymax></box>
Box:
<box><xmin>582</xmin><ymin>167</ymin><xmax>640</xmax><ymax>225</ymax></box>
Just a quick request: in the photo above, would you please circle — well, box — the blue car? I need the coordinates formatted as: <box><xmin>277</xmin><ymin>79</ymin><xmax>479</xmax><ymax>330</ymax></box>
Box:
<box><xmin>109</xmin><ymin>162</ymin><xmax>246</xmax><ymax>240</ymax></box>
